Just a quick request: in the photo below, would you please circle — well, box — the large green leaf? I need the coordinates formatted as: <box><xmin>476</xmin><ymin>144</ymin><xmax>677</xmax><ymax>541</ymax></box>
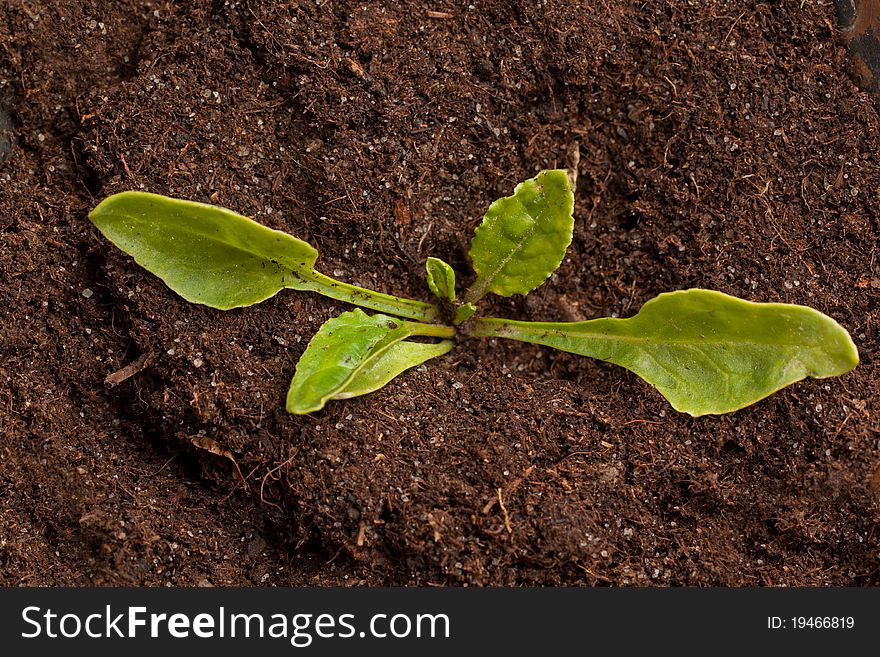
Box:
<box><xmin>465</xmin><ymin>169</ymin><xmax>574</xmax><ymax>303</ymax></box>
<box><xmin>472</xmin><ymin>289</ymin><xmax>859</xmax><ymax>416</ymax></box>
<box><xmin>89</xmin><ymin>191</ymin><xmax>439</xmax><ymax>320</ymax></box>
<box><xmin>90</xmin><ymin>191</ymin><xmax>318</xmax><ymax>309</ymax></box>
<box><xmin>287</xmin><ymin>309</ymin><xmax>454</xmax><ymax>414</ymax></box>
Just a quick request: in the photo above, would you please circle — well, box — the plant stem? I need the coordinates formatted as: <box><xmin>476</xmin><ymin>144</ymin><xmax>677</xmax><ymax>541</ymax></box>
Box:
<box><xmin>404</xmin><ymin>321</ymin><xmax>456</xmax><ymax>339</ymax></box>
<box><xmin>469</xmin><ymin>316</ymin><xmax>609</xmax><ymax>356</ymax></box>
<box><xmin>471</xmin><ymin>315</ymin><xmax>632</xmax><ymax>372</ymax></box>
<box><xmin>294</xmin><ymin>269</ymin><xmax>441</xmax><ymax>323</ymax></box>
<box><xmin>471</xmin><ymin>316</ymin><xmax>558</xmax><ymax>340</ymax></box>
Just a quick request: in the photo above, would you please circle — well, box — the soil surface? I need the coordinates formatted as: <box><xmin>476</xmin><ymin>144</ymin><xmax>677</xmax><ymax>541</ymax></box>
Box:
<box><xmin>1</xmin><ymin>0</ymin><xmax>878</xmax><ymax>586</ymax></box>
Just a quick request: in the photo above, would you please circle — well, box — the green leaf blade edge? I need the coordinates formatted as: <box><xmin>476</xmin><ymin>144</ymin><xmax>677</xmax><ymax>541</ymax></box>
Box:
<box><xmin>472</xmin><ymin>289</ymin><xmax>859</xmax><ymax>416</ymax></box>
<box><xmin>465</xmin><ymin>169</ymin><xmax>574</xmax><ymax>303</ymax></box>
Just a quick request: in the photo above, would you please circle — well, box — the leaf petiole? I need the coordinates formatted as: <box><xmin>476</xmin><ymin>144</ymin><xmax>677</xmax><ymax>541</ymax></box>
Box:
<box><xmin>399</xmin><ymin>320</ymin><xmax>456</xmax><ymax>340</ymax></box>
<box><xmin>293</xmin><ymin>269</ymin><xmax>441</xmax><ymax>323</ymax></box>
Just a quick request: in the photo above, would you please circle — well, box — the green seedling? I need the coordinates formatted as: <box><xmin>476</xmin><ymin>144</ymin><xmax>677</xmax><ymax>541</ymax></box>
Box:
<box><xmin>89</xmin><ymin>169</ymin><xmax>858</xmax><ymax>416</ymax></box>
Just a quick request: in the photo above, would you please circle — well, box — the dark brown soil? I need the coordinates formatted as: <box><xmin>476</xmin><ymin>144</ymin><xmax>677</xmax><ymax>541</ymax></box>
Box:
<box><xmin>1</xmin><ymin>0</ymin><xmax>878</xmax><ymax>586</ymax></box>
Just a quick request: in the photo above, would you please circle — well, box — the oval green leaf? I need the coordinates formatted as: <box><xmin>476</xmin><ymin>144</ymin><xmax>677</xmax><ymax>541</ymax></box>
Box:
<box><xmin>287</xmin><ymin>309</ymin><xmax>454</xmax><ymax>414</ymax></box>
<box><xmin>426</xmin><ymin>256</ymin><xmax>456</xmax><ymax>302</ymax></box>
<box><xmin>472</xmin><ymin>289</ymin><xmax>859</xmax><ymax>416</ymax></box>
<box><xmin>465</xmin><ymin>169</ymin><xmax>574</xmax><ymax>303</ymax></box>
<box><xmin>89</xmin><ymin>191</ymin><xmax>318</xmax><ymax>310</ymax></box>
<box><xmin>89</xmin><ymin>191</ymin><xmax>441</xmax><ymax>321</ymax></box>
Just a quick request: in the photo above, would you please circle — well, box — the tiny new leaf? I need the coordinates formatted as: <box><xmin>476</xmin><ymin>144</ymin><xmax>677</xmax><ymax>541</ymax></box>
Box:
<box><xmin>426</xmin><ymin>256</ymin><xmax>456</xmax><ymax>302</ymax></box>
<box><xmin>472</xmin><ymin>289</ymin><xmax>858</xmax><ymax>416</ymax></box>
<box><xmin>287</xmin><ymin>309</ymin><xmax>454</xmax><ymax>414</ymax></box>
<box><xmin>465</xmin><ymin>169</ymin><xmax>574</xmax><ymax>303</ymax></box>
<box><xmin>453</xmin><ymin>302</ymin><xmax>477</xmax><ymax>325</ymax></box>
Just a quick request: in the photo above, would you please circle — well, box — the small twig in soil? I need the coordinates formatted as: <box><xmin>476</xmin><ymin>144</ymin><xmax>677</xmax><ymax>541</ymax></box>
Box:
<box><xmin>575</xmin><ymin>562</ymin><xmax>612</xmax><ymax>583</ymax></box>
<box><xmin>722</xmin><ymin>12</ymin><xmax>746</xmax><ymax>45</ymax></box>
<box><xmin>260</xmin><ymin>455</ymin><xmax>297</xmax><ymax>512</ymax></box>
<box><xmin>830</xmin><ymin>414</ymin><xmax>850</xmax><ymax>440</ymax></box>
<box><xmin>144</xmin><ymin>453</ymin><xmax>181</xmax><ymax>478</ymax></box>
<box><xmin>621</xmin><ymin>418</ymin><xmax>664</xmax><ymax>427</ymax></box>
<box><xmin>113</xmin><ymin>480</ymin><xmax>137</xmax><ymax>500</ymax></box>
<box><xmin>497</xmin><ymin>488</ymin><xmax>512</xmax><ymax>534</ymax></box>
<box><xmin>559</xmin><ymin>450</ymin><xmax>592</xmax><ymax>463</ymax></box>
<box><xmin>190</xmin><ymin>435</ymin><xmax>246</xmax><ymax>489</ymax></box>
<box><xmin>482</xmin><ymin>465</ymin><xmax>535</xmax><ymax>514</ymax></box>
<box><xmin>105</xmin><ymin>351</ymin><xmax>156</xmax><ymax>387</ymax></box>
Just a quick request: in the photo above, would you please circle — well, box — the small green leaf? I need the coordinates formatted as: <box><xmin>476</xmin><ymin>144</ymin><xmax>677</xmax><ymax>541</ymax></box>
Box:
<box><xmin>89</xmin><ymin>191</ymin><xmax>440</xmax><ymax>321</ymax></box>
<box><xmin>465</xmin><ymin>169</ymin><xmax>574</xmax><ymax>303</ymax></box>
<box><xmin>472</xmin><ymin>289</ymin><xmax>858</xmax><ymax>416</ymax></box>
<box><xmin>453</xmin><ymin>303</ymin><xmax>477</xmax><ymax>325</ymax></box>
<box><xmin>287</xmin><ymin>309</ymin><xmax>454</xmax><ymax>414</ymax></box>
<box><xmin>426</xmin><ymin>257</ymin><xmax>456</xmax><ymax>302</ymax></box>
